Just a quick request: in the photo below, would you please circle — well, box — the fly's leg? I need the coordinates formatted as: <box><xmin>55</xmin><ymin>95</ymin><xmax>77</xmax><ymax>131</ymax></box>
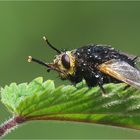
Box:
<box><xmin>98</xmin><ymin>83</ymin><xmax>106</xmax><ymax>96</ymax></box>
<box><xmin>84</xmin><ymin>71</ymin><xmax>107</xmax><ymax>96</ymax></box>
<box><xmin>123</xmin><ymin>84</ymin><xmax>130</xmax><ymax>90</ymax></box>
<box><xmin>132</xmin><ymin>56</ymin><xmax>138</xmax><ymax>62</ymax></box>
<box><xmin>95</xmin><ymin>74</ymin><xmax>106</xmax><ymax>96</ymax></box>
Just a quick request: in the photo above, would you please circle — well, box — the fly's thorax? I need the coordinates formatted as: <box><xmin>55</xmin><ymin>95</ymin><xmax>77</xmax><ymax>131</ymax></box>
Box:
<box><xmin>52</xmin><ymin>51</ymin><xmax>76</xmax><ymax>78</ymax></box>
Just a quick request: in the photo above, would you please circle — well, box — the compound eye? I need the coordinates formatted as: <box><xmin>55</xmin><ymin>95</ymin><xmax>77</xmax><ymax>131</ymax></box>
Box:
<box><xmin>61</xmin><ymin>54</ymin><xmax>70</xmax><ymax>69</ymax></box>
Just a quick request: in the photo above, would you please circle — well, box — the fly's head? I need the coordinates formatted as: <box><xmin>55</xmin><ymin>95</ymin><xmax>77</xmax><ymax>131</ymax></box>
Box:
<box><xmin>28</xmin><ymin>36</ymin><xmax>76</xmax><ymax>80</ymax></box>
<box><xmin>50</xmin><ymin>51</ymin><xmax>76</xmax><ymax>79</ymax></box>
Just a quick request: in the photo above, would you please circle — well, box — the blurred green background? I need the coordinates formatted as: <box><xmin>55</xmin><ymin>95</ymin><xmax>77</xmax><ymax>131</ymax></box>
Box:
<box><xmin>1</xmin><ymin>1</ymin><xmax>140</xmax><ymax>139</ymax></box>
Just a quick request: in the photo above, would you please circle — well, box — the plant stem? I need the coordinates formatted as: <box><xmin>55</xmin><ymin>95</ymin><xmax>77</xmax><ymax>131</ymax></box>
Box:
<box><xmin>0</xmin><ymin>116</ymin><xmax>25</xmax><ymax>137</ymax></box>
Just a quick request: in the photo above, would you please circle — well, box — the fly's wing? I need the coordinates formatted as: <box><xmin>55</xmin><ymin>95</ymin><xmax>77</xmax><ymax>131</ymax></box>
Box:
<box><xmin>98</xmin><ymin>59</ymin><xmax>140</xmax><ymax>89</ymax></box>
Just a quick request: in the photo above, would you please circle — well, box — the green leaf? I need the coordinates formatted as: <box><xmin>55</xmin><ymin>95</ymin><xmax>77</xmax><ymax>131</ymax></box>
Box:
<box><xmin>1</xmin><ymin>77</ymin><xmax>140</xmax><ymax>130</ymax></box>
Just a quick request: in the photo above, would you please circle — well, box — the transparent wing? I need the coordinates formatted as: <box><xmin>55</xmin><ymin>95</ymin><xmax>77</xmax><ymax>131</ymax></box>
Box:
<box><xmin>98</xmin><ymin>59</ymin><xmax>140</xmax><ymax>89</ymax></box>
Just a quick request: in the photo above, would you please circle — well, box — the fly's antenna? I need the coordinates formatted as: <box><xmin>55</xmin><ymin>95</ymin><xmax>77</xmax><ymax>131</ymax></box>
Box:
<box><xmin>28</xmin><ymin>56</ymin><xmax>50</xmax><ymax>68</ymax></box>
<box><xmin>27</xmin><ymin>56</ymin><xmax>63</xmax><ymax>73</ymax></box>
<box><xmin>43</xmin><ymin>36</ymin><xmax>61</xmax><ymax>54</ymax></box>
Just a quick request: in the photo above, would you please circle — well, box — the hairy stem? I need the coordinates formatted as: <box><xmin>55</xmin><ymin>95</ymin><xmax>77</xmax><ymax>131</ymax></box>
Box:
<box><xmin>0</xmin><ymin>116</ymin><xmax>25</xmax><ymax>137</ymax></box>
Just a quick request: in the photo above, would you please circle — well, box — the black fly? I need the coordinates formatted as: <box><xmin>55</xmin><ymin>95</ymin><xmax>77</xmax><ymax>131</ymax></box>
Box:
<box><xmin>28</xmin><ymin>36</ymin><xmax>140</xmax><ymax>94</ymax></box>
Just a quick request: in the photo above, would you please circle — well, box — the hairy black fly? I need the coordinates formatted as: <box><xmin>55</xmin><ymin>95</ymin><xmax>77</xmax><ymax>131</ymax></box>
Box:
<box><xmin>28</xmin><ymin>36</ymin><xmax>140</xmax><ymax>94</ymax></box>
